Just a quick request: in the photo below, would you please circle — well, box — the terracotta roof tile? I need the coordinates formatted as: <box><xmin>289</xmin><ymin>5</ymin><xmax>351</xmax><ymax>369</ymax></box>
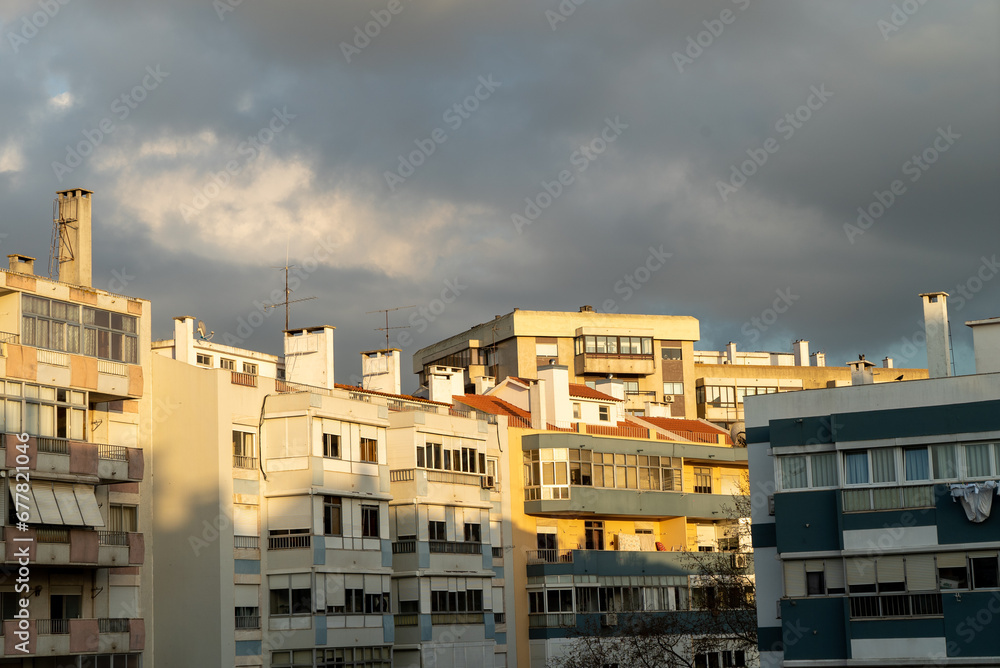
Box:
<box><xmin>568</xmin><ymin>383</ymin><xmax>621</xmax><ymax>401</ymax></box>
<box><xmin>643</xmin><ymin>416</ymin><xmax>728</xmax><ymax>434</ymax></box>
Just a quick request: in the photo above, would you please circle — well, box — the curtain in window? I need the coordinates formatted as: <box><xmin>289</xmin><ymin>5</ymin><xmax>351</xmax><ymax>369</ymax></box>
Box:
<box><xmin>844</xmin><ymin>451</ymin><xmax>869</xmax><ymax>484</ymax></box>
<box><xmin>905</xmin><ymin>448</ymin><xmax>930</xmax><ymax>480</ymax></box>
<box><xmin>780</xmin><ymin>457</ymin><xmax>807</xmax><ymax>489</ymax></box>
<box><xmin>871</xmin><ymin>448</ymin><xmax>896</xmax><ymax>483</ymax></box>
<box><xmin>932</xmin><ymin>444</ymin><xmax>957</xmax><ymax>479</ymax></box>
<box><xmin>810</xmin><ymin>453</ymin><xmax>837</xmax><ymax>487</ymax></box>
<box><xmin>965</xmin><ymin>444</ymin><xmax>992</xmax><ymax>477</ymax></box>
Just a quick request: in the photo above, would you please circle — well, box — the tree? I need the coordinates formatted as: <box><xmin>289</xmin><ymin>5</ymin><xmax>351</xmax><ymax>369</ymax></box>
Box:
<box><xmin>547</xmin><ymin>473</ymin><xmax>757</xmax><ymax>668</ymax></box>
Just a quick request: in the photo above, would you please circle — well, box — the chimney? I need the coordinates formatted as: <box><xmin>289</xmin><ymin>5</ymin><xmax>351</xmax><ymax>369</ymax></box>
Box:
<box><xmin>7</xmin><ymin>254</ymin><xmax>35</xmax><ymax>275</ymax></box>
<box><xmin>284</xmin><ymin>326</ymin><xmax>336</xmax><ymax>390</ymax></box>
<box><xmin>579</xmin><ymin>305</ymin><xmax>594</xmax><ymax>313</ymax></box>
<box><xmin>595</xmin><ymin>376</ymin><xmax>625</xmax><ymax>401</ymax></box>
<box><xmin>537</xmin><ymin>363</ymin><xmax>571</xmax><ymax>426</ymax></box>
<box><xmin>55</xmin><ymin>188</ymin><xmax>93</xmax><ymax>287</ymax></box>
<box><xmin>965</xmin><ymin>317</ymin><xmax>1000</xmax><ymax>374</ymax></box>
<box><xmin>428</xmin><ymin>366</ymin><xmax>464</xmax><ymax>404</ymax></box>
<box><xmin>792</xmin><ymin>340</ymin><xmax>810</xmax><ymax>366</ymax></box>
<box><xmin>920</xmin><ymin>292</ymin><xmax>952</xmax><ymax>378</ymax></box>
<box><xmin>474</xmin><ymin>375</ymin><xmax>495</xmax><ymax>394</ymax></box>
<box><xmin>172</xmin><ymin>316</ymin><xmax>196</xmax><ymax>364</ymax></box>
<box><xmin>882</xmin><ymin>357</ymin><xmax>894</xmax><ymax>369</ymax></box>
<box><xmin>811</xmin><ymin>351</ymin><xmax>826</xmax><ymax>367</ymax></box>
<box><xmin>529</xmin><ymin>379</ymin><xmax>548</xmax><ymax>429</ymax></box>
<box><xmin>726</xmin><ymin>341</ymin><xmax>738</xmax><ymax>365</ymax></box>
<box><xmin>848</xmin><ymin>358</ymin><xmax>875</xmax><ymax>386</ymax></box>
<box><xmin>361</xmin><ymin>349</ymin><xmax>401</xmax><ymax>395</ymax></box>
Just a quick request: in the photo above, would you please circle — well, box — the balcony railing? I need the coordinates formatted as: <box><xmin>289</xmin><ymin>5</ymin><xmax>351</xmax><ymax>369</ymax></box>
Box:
<box><xmin>427</xmin><ymin>469</ymin><xmax>486</xmax><ymax>486</ymax></box>
<box><xmin>98</xmin><ymin>443</ymin><xmax>129</xmax><ymax>461</ymax></box>
<box><xmin>394</xmin><ymin>613</ymin><xmax>419</xmax><ymax>627</ymax></box>
<box><xmin>0</xmin><ymin>332</ymin><xmax>19</xmax><ymax>345</ymax></box>
<box><xmin>387</xmin><ymin>398</ymin><xmax>441</xmax><ymax>414</ymax></box>
<box><xmin>268</xmin><ymin>534</ymin><xmax>311</xmax><ymax>550</ymax></box>
<box><xmin>429</xmin><ymin>541</ymin><xmax>481</xmax><ymax>554</ymax></box>
<box><xmin>36</xmin><ymin>618</ymin><xmax>70</xmax><ymax>635</ymax></box>
<box><xmin>392</xmin><ymin>540</ymin><xmax>416</xmax><ymax>554</ymax></box>
<box><xmin>431</xmin><ymin>612</ymin><xmax>484</xmax><ymax>625</ymax></box>
<box><xmin>389</xmin><ymin>469</ymin><xmax>415</xmax><ymax>482</ymax></box>
<box><xmin>526</xmin><ymin>549</ymin><xmax>574</xmax><ymax>564</ymax></box>
<box><xmin>849</xmin><ymin>593</ymin><xmax>942</xmax><ymax>618</ymax></box>
<box><xmin>235</xmin><ymin>615</ymin><xmax>260</xmax><ymax>630</ymax></box>
<box><xmin>98</xmin><ymin>531</ymin><xmax>129</xmax><ymax>546</ymax></box>
<box><xmin>234</xmin><ymin>535</ymin><xmax>259</xmax><ymax>549</ymax></box>
<box><xmin>492</xmin><ymin>547</ymin><xmax>503</xmax><ymax>558</ymax></box>
<box><xmin>842</xmin><ymin>485</ymin><xmax>936</xmax><ymax>512</ymax></box>
<box><xmin>494</xmin><ymin>612</ymin><xmax>506</xmax><ymax>625</ymax></box>
<box><xmin>231</xmin><ymin>371</ymin><xmax>258</xmax><ymax>387</ymax></box>
<box><xmin>36</xmin><ymin>528</ymin><xmax>70</xmax><ymax>543</ymax></box>
<box><xmin>98</xmin><ymin>618</ymin><xmax>130</xmax><ymax>633</ymax></box>
<box><xmin>36</xmin><ymin>437</ymin><xmax>70</xmax><ymax>455</ymax></box>
<box><xmin>233</xmin><ymin>455</ymin><xmax>259</xmax><ymax>470</ymax></box>
<box><xmin>528</xmin><ymin>613</ymin><xmax>575</xmax><ymax>628</ymax></box>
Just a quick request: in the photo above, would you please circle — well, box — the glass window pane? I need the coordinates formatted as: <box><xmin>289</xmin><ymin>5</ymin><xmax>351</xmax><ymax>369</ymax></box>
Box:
<box><xmin>932</xmin><ymin>444</ymin><xmax>957</xmax><ymax>479</ymax></box>
<box><xmin>845</xmin><ymin>451</ymin><xmax>869</xmax><ymax>485</ymax></box>
<box><xmin>810</xmin><ymin>453</ymin><xmax>837</xmax><ymax>487</ymax></box>
<box><xmin>905</xmin><ymin>448</ymin><xmax>930</xmax><ymax>480</ymax></box>
<box><xmin>965</xmin><ymin>444</ymin><xmax>991</xmax><ymax>477</ymax></box>
<box><xmin>871</xmin><ymin>449</ymin><xmax>896</xmax><ymax>483</ymax></box>
<box><xmin>781</xmin><ymin>457</ymin><xmax>807</xmax><ymax>489</ymax></box>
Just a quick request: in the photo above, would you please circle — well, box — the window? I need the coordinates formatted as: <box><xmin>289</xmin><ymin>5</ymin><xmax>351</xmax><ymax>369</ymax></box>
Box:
<box><xmin>806</xmin><ymin>571</ymin><xmax>825</xmax><ymax>596</ymax></box>
<box><xmin>585</xmin><ymin>521</ymin><xmax>604</xmax><ymax>550</ymax></box>
<box><xmin>661</xmin><ymin>347</ymin><xmax>682</xmax><ymax>360</ymax></box>
<box><xmin>18</xmin><ymin>383</ymin><xmax>86</xmax><ymax>439</ymax></box>
<box><xmin>871</xmin><ymin>448</ymin><xmax>896</xmax><ymax>483</ymax></box>
<box><xmin>623</xmin><ymin>381</ymin><xmax>639</xmax><ymax>395</ymax></box>
<box><xmin>573</xmin><ymin>403</ymin><xmax>581</xmax><ymax>419</ymax></box>
<box><xmin>536</xmin><ymin>342</ymin><xmax>558</xmax><ymax>358</ymax></box>
<box><xmin>904</xmin><ymin>447</ymin><xmax>930</xmax><ymax>480</ymax></box>
<box><xmin>575</xmin><ymin>335</ymin><xmax>652</xmax><ymax>356</ymax></box>
<box><xmin>700</xmin><ymin>386</ymin><xmax>736</xmax><ymax>407</ymax></box>
<box><xmin>965</xmin><ymin>443</ymin><xmax>992</xmax><ymax>477</ymax></box>
<box><xmin>365</xmin><ymin>592</ymin><xmax>390</xmax><ymax>614</ymax></box>
<box><xmin>431</xmin><ymin>589</ymin><xmax>483</xmax><ymax>612</ymax></box>
<box><xmin>428</xmin><ymin>521</ymin><xmax>446</xmax><ymax>541</ymax></box>
<box><xmin>243</xmin><ymin>362</ymin><xmax>258</xmax><ymax>375</ymax></box>
<box><xmin>416</xmin><ymin>446</ymin><xmax>425</xmax><ymax>467</ymax></box>
<box><xmin>694</xmin><ymin>467</ymin><xmax>712</xmax><ymax>494</ymax></box>
<box><xmin>109</xmin><ymin>504</ymin><xmax>138</xmax><ymax>532</ymax></box>
<box><xmin>220</xmin><ymin>357</ymin><xmax>235</xmax><ymax>370</ymax></box>
<box><xmin>323</xmin><ymin>496</ymin><xmax>342</xmax><ymax>536</ymax></box>
<box><xmin>423</xmin><ymin>443</ymin><xmax>443</xmax><ymax>470</ymax></box>
<box><xmin>235</xmin><ymin>606</ymin><xmax>259</xmax><ymax>629</ymax></box>
<box><xmin>598</xmin><ymin>406</ymin><xmax>610</xmax><ymax>422</ymax></box>
<box><xmin>528</xmin><ymin>591</ymin><xmax>544</xmax><ymax>613</ymax></box>
<box><xmin>663</xmin><ymin>382</ymin><xmax>683</xmax><ymax>395</ymax></box>
<box><xmin>971</xmin><ymin>556</ymin><xmax>999</xmax><ymax>589</ymax></box>
<box><xmin>270</xmin><ymin>583</ymin><xmax>311</xmax><ymax>616</ymax></box>
<box><xmin>196</xmin><ymin>353</ymin><xmax>212</xmax><ymax>366</ymax></box>
<box><xmin>345</xmin><ymin>589</ymin><xmax>364</xmax><ymax>613</ymax></box>
<box><xmin>360</xmin><ymin>437</ymin><xmax>378</xmax><ymax>463</ymax></box>
<box><xmin>844</xmin><ymin>451</ymin><xmax>869</xmax><ymax>484</ymax></box>
<box><xmin>233</xmin><ymin>430</ymin><xmax>257</xmax><ymax>468</ymax></box>
<box><xmin>323</xmin><ymin>433</ymin><xmax>340</xmax><ymax>458</ymax></box>
<box><xmin>931</xmin><ymin>444</ymin><xmax>957</xmax><ymax>479</ymax></box>
<box><xmin>696</xmin><ymin>651</ymin><xmax>746</xmax><ymax>668</ymax></box>
<box><xmin>464</xmin><ymin>523</ymin><xmax>481</xmax><ymax>543</ymax></box>
<box><xmin>21</xmin><ymin>295</ymin><xmax>138</xmax><ymax>364</ymax></box>
<box><xmin>361</xmin><ymin>505</ymin><xmax>379</xmax><ymax>538</ymax></box>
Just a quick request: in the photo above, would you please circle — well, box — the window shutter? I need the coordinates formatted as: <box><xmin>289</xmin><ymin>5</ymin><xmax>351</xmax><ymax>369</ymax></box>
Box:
<box><xmin>805</xmin><ymin>560</ymin><xmax>825</xmax><ymax>573</ymax></box>
<box><xmin>937</xmin><ymin>552</ymin><xmax>967</xmax><ymax>568</ymax></box>
<box><xmin>825</xmin><ymin>560</ymin><xmax>845</xmax><ymax>591</ymax></box>
<box><xmin>846</xmin><ymin>558</ymin><xmax>875</xmax><ymax>585</ymax></box>
<box><xmin>783</xmin><ymin>561</ymin><xmax>806</xmax><ymax>598</ymax></box>
<box><xmin>326</xmin><ymin>574</ymin><xmax>345</xmax><ymax>606</ymax></box>
<box><xmin>877</xmin><ymin>556</ymin><xmax>905</xmax><ymax>583</ymax></box>
<box><xmin>905</xmin><ymin>555</ymin><xmax>936</xmax><ymax>591</ymax></box>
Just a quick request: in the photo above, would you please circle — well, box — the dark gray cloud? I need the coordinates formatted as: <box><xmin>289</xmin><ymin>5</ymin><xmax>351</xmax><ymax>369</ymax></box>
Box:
<box><xmin>1</xmin><ymin>0</ymin><xmax>997</xmax><ymax>389</ymax></box>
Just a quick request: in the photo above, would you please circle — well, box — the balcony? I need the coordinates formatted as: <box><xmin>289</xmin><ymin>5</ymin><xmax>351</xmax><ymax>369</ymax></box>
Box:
<box><xmin>849</xmin><ymin>593</ymin><xmax>942</xmax><ymax>618</ymax></box>
<box><xmin>392</xmin><ymin>540</ymin><xmax>416</xmax><ymax>554</ymax></box>
<box><xmin>235</xmin><ymin>535</ymin><xmax>259</xmax><ymax>549</ymax></box>
<box><xmin>431</xmin><ymin>612</ymin><xmax>484</xmax><ymax>625</ymax></box>
<box><xmin>233</xmin><ymin>454</ymin><xmax>259</xmax><ymax>470</ymax></box>
<box><xmin>1</xmin><ymin>617</ymin><xmax>143</xmax><ymax>655</ymax></box>
<box><xmin>235</xmin><ymin>615</ymin><xmax>261</xmax><ymax>630</ymax></box>
<box><xmin>523</xmin><ymin>485</ymin><xmax>740</xmax><ymax>519</ymax></box>
<box><xmin>528</xmin><ymin>613</ymin><xmax>575</xmax><ymax>628</ymax></box>
<box><xmin>429</xmin><ymin>540</ymin><xmax>481</xmax><ymax>555</ymax></box>
<box><xmin>575</xmin><ymin>353</ymin><xmax>654</xmax><ymax>377</ymax></box>
<box><xmin>394</xmin><ymin>613</ymin><xmax>419</xmax><ymax>627</ymax></box>
<box><xmin>525</xmin><ymin>549</ymin><xmax>699</xmax><ymax>579</ymax></box>
<box><xmin>3</xmin><ymin>527</ymin><xmax>141</xmax><ymax>567</ymax></box>
<box><xmin>231</xmin><ymin>371</ymin><xmax>258</xmax><ymax>387</ymax></box>
<box><xmin>268</xmin><ymin>534</ymin><xmax>311</xmax><ymax>550</ymax></box>
<box><xmin>9</xmin><ymin>435</ymin><xmax>144</xmax><ymax>482</ymax></box>
<box><xmin>526</xmin><ymin>549</ymin><xmax>574</xmax><ymax>564</ymax></box>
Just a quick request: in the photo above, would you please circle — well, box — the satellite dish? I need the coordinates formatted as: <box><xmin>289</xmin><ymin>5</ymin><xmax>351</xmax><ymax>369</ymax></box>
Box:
<box><xmin>196</xmin><ymin>320</ymin><xmax>215</xmax><ymax>341</ymax></box>
<box><xmin>731</xmin><ymin>421</ymin><xmax>746</xmax><ymax>448</ymax></box>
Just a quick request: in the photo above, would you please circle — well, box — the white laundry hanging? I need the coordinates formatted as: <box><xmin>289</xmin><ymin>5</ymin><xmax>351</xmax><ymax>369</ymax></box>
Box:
<box><xmin>949</xmin><ymin>480</ymin><xmax>998</xmax><ymax>522</ymax></box>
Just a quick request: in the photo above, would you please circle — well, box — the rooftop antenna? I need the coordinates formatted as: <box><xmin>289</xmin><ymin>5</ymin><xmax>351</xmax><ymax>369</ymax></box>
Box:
<box><xmin>367</xmin><ymin>305</ymin><xmax>416</xmax><ymax>351</ymax></box>
<box><xmin>264</xmin><ymin>243</ymin><xmax>316</xmax><ymax>331</ymax></box>
<box><xmin>196</xmin><ymin>320</ymin><xmax>215</xmax><ymax>341</ymax></box>
<box><xmin>48</xmin><ymin>195</ymin><xmax>77</xmax><ymax>280</ymax></box>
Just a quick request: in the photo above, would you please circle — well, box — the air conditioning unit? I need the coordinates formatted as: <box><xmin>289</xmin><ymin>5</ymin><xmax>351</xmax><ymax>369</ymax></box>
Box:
<box><xmin>602</xmin><ymin>613</ymin><xmax>618</xmax><ymax>627</ymax></box>
<box><xmin>732</xmin><ymin>553</ymin><xmax>748</xmax><ymax>569</ymax></box>
<box><xmin>662</xmin><ymin>396</ymin><xmax>674</xmax><ymax>404</ymax></box>
<box><xmin>481</xmin><ymin>475</ymin><xmax>495</xmax><ymax>489</ymax></box>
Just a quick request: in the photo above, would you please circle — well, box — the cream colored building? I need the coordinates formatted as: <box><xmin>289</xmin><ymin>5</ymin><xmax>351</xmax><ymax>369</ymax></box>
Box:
<box><xmin>0</xmin><ymin>189</ymin><xmax>150</xmax><ymax>666</ymax></box>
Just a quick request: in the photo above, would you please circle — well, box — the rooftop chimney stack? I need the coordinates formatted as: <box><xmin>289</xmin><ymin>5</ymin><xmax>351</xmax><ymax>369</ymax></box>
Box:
<box><xmin>537</xmin><ymin>363</ymin><xmax>571</xmax><ymax>426</ymax></box>
<box><xmin>172</xmin><ymin>316</ymin><xmax>196</xmax><ymax>364</ymax></box>
<box><xmin>7</xmin><ymin>254</ymin><xmax>35</xmax><ymax>275</ymax></box>
<box><xmin>793</xmin><ymin>340</ymin><xmax>810</xmax><ymax>366</ymax></box>
<box><xmin>965</xmin><ymin>317</ymin><xmax>1000</xmax><ymax>374</ymax></box>
<box><xmin>882</xmin><ymin>357</ymin><xmax>894</xmax><ymax>369</ymax></box>
<box><xmin>811</xmin><ymin>351</ymin><xmax>826</xmax><ymax>367</ymax></box>
<box><xmin>55</xmin><ymin>188</ymin><xmax>93</xmax><ymax>287</ymax></box>
<box><xmin>849</xmin><ymin>358</ymin><xmax>876</xmax><ymax>386</ymax></box>
<box><xmin>284</xmin><ymin>326</ymin><xmax>336</xmax><ymax>390</ymax></box>
<box><xmin>920</xmin><ymin>292</ymin><xmax>952</xmax><ymax>378</ymax></box>
<box><xmin>361</xmin><ymin>349</ymin><xmax>401</xmax><ymax>395</ymax></box>
<box><xmin>474</xmin><ymin>375</ymin><xmax>496</xmax><ymax>395</ymax></box>
<box><xmin>726</xmin><ymin>342</ymin><xmax>738</xmax><ymax>365</ymax></box>
<box><xmin>427</xmin><ymin>366</ymin><xmax>464</xmax><ymax>404</ymax></box>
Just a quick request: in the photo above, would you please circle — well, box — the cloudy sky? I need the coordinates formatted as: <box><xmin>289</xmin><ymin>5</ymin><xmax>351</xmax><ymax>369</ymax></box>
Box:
<box><xmin>1</xmin><ymin>0</ymin><xmax>997</xmax><ymax>390</ymax></box>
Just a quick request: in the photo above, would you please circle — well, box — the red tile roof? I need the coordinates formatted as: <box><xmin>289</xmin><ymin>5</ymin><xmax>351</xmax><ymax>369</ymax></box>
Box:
<box><xmin>642</xmin><ymin>416</ymin><xmax>729</xmax><ymax>435</ymax></box>
<box><xmin>568</xmin><ymin>383</ymin><xmax>621</xmax><ymax>402</ymax></box>
<box><xmin>453</xmin><ymin>394</ymin><xmax>531</xmax><ymax>420</ymax></box>
<box><xmin>333</xmin><ymin>383</ymin><xmax>449</xmax><ymax>406</ymax></box>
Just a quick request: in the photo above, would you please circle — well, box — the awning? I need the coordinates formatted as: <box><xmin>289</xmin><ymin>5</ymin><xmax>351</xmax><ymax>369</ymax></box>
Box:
<box><xmin>8</xmin><ymin>482</ymin><xmax>40</xmax><ymax>524</ymax></box>
<box><xmin>7</xmin><ymin>482</ymin><xmax>105</xmax><ymax>527</ymax></box>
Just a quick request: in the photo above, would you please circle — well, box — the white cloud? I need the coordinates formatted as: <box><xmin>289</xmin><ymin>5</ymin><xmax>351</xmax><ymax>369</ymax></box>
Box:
<box><xmin>0</xmin><ymin>141</ymin><xmax>24</xmax><ymax>173</ymax></box>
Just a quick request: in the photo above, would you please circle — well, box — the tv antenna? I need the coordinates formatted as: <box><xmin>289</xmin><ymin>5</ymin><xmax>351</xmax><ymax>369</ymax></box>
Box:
<box><xmin>367</xmin><ymin>305</ymin><xmax>416</xmax><ymax>350</ymax></box>
<box><xmin>264</xmin><ymin>246</ymin><xmax>316</xmax><ymax>331</ymax></box>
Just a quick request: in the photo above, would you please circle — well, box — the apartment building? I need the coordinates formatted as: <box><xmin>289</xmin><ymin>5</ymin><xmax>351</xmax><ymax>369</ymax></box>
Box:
<box><xmin>749</xmin><ymin>296</ymin><xmax>1000</xmax><ymax>667</ymax></box>
<box><xmin>411</xmin><ymin>308</ymin><xmax>701</xmax><ymax>419</ymax></box>
<box><xmin>448</xmin><ymin>363</ymin><xmax>752</xmax><ymax>668</ymax></box>
<box><xmin>0</xmin><ymin>189</ymin><xmax>150</xmax><ymax>666</ymax></box>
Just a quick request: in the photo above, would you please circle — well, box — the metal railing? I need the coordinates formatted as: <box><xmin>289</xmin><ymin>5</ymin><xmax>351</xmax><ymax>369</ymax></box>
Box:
<box><xmin>585</xmin><ymin>424</ymin><xmax>650</xmax><ymax>438</ymax></box>
<box><xmin>657</xmin><ymin>430</ymin><xmax>732</xmax><ymax>445</ymax></box>
<box><xmin>234</xmin><ymin>535</ymin><xmax>259</xmax><ymax>549</ymax></box>
<box><xmin>233</xmin><ymin>455</ymin><xmax>258</xmax><ymax>470</ymax></box>
<box><xmin>98</xmin><ymin>531</ymin><xmax>129</xmax><ymax>546</ymax></box>
<box><xmin>387</xmin><ymin>398</ymin><xmax>442</xmax><ymax>414</ymax></box>
<box><xmin>431</xmin><ymin>612</ymin><xmax>484</xmax><ymax>625</ymax></box>
<box><xmin>494</xmin><ymin>612</ymin><xmax>506</xmax><ymax>625</ymax></box>
<box><xmin>235</xmin><ymin>615</ymin><xmax>260</xmax><ymax>630</ymax></box>
<box><xmin>231</xmin><ymin>371</ymin><xmax>258</xmax><ymax>387</ymax></box>
<box><xmin>37</xmin><ymin>619</ymin><xmax>70</xmax><ymax>635</ymax></box>
<box><xmin>394</xmin><ymin>614</ymin><xmax>419</xmax><ymax>627</ymax></box>
<box><xmin>98</xmin><ymin>618</ymin><xmax>130</xmax><ymax>633</ymax></box>
<box><xmin>526</xmin><ymin>549</ymin><xmax>574</xmax><ymax>564</ymax></box>
<box><xmin>348</xmin><ymin>391</ymin><xmax>372</xmax><ymax>403</ymax></box>
<box><xmin>392</xmin><ymin>540</ymin><xmax>416</xmax><ymax>554</ymax></box>
<box><xmin>0</xmin><ymin>332</ymin><xmax>19</xmax><ymax>345</ymax></box>
<box><xmin>36</xmin><ymin>528</ymin><xmax>70</xmax><ymax>543</ymax></box>
<box><xmin>429</xmin><ymin>541</ymin><xmax>481</xmax><ymax>554</ymax></box>
<box><xmin>98</xmin><ymin>443</ymin><xmax>129</xmax><ymax>461</ymax></box>
<box><xmin>849</xmin><ymin>593</ymin><xmax>942</xmax><ymax>618</ymax></box>
<box><xmin>36</xmin><ymin>437</ymin><xmax>69</xmax><ymax>455</ymax></box>
<box><xmin>492</xmin><ymin>547</ymin><xmax>503</xmax><ymax>558</ymax></box>
<box><xmin>268</xmin><ymin>534</ymin><xmax>311</xmax><ymax>550</ymax></box>
<box><xmin>427</xmin><ymin>469</ymin><xmax>485</xmax><ymax>486</ymax></box>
